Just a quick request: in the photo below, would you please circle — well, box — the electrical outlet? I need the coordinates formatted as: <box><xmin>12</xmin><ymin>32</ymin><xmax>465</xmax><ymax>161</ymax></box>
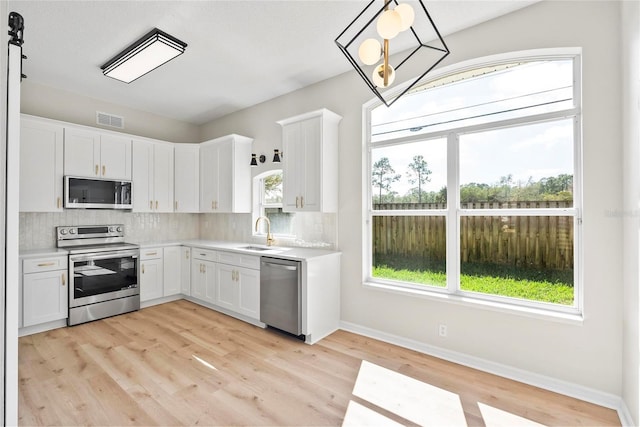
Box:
<box><xmin>438</xmin><ymin>324</ymin><xmax>447</xmax><ymax>337</ymax></box>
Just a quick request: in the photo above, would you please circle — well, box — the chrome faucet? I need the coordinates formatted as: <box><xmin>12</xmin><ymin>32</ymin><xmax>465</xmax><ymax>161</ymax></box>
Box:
<box><xmin>255</xmin><ymin>216</ymin><xmax>275</xmax><ymax>246</ymax></box>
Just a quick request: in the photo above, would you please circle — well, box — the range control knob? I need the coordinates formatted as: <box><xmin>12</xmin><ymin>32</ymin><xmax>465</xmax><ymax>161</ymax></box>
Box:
<box><xmin>116</xmin><ymin>226</ymin><xmax>123</xmax><ymax>232</ymax></box>
<box><xmin>69</xmin><ymin>229</ymin><xmax>77</xmax><ymax>234</ymax></box>
<box><xmin>59</xmin><ymin>229</ymin><xmax>68</xmax><ymax>235</ymax></box>
<box><xmin>109</xmin><ymin>226</ymin><xmax>115</xmax><ymax>232</ymax></box>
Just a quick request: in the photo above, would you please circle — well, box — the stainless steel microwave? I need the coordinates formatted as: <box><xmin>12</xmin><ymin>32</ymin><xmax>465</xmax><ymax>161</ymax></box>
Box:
<box><xmin>64</xmin><ymin>176</ymin><xmax>132</xmax><ymax>209</ymax></box>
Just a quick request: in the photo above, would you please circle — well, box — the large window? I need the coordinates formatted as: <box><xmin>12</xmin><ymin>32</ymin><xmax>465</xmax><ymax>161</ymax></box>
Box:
<box><xmin>365</xmin><ymin>51</ymin><xmax>581</xmax><ymax>315</ymax></box>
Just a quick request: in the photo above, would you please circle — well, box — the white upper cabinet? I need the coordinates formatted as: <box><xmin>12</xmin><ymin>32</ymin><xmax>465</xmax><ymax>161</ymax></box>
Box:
<box><xmin>277</xmin><ymin>109</ymin><xmax>341</xmax><ymax>212</ymax></box>
<box><xmin>64</xmin><ymin>127</ymin><xmax>132</xmax><ymax>180</ymax></box>
<box><xmin>199</xmin><ymin>134</ymin><xmax>252</xmax><ymax>213</ymax></box>
<box><xmin>132</xmin><ymin>139</ymin><xmax>174</xmax><ymax>213</ymax></box>
<box><xmin>19</xmin><ymin>117</ymin><xmax>64</xmax><ymax>212</ymax></box>
<box><xmin>174</xmin><ymin>144</ymin><xmax>200</xmax><ymax>213</ymax></box>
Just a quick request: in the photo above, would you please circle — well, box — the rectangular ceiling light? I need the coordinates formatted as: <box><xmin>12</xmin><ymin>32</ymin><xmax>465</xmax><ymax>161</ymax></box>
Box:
<box><xmin>101</xmin><ymin>28</ymin><xmax>187</xmax><ymax>84</ymax></box>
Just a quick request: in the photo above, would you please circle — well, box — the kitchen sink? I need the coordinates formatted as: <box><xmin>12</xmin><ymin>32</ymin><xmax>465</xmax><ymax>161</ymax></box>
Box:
<box><xmin>239</xmin><ymin>245</ymin><xmax>274</xmax><ymax>252</ymax></box>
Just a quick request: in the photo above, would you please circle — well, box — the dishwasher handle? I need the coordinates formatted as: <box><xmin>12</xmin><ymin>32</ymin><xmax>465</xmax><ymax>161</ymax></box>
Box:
<box><xmin>261</xmin><ymin>261</ymin><xmax>298</xmax><ymax>271</ymax></box>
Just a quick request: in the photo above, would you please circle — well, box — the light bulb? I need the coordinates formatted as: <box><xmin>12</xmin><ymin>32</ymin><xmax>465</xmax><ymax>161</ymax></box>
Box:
<box><xmin>358</xmin><ymin>38</ymin><xmax>382</xmax><ymax>65</ymax></box>
<box><xmin>395</xmin><ymin>3</ymin><xmax>415</xmax><ymax>31</ymax></box>
<box><xmin>377</xmin><ymin>9</ymin><xmax>401</xmax><ymax>40</ymax></box>
<box><xmin>371</xmin><ymin>63</ymin><xmax>396</xmax><ymax>88</ymax></box>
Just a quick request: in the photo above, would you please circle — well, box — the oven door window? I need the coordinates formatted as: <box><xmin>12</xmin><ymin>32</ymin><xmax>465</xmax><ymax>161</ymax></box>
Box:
<box><xmin>72</xmin><ymin>255</ymin><xmax>137</xmax><ymax>299</ymax></box>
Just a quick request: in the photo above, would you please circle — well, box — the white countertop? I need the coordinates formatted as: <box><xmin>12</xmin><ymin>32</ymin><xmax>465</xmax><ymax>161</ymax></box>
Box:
<box><xmin>19</xmin><ymin>248</ymin><xmax>69</xmax><ymax>259</ymax></box>
<box><xmin>20</xmin><ymin>240</ymin><xmax>340</xmax><ymax>262</ymax></box>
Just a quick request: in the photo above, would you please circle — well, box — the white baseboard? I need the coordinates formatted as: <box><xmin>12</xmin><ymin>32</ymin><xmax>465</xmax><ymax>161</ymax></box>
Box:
<box><xmin>340</xmin><ymin>321</ymin><xmax>628</xmax><ymax>424</ymax></box>
<box><xmin>619</xmin><ymin>400</ymin><xmax>636</xmax><ymax>427</ymax></box>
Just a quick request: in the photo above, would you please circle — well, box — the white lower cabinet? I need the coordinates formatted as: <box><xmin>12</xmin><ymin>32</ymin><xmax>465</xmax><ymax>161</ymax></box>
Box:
<box><xmin>180</xmin><ymin>246</ymin><xmax>191</xmax><ymax>295</ymax></box>
<box><xmin>191</xmin><ymin>249</ymin><xmax>217</xmax><ymax>304</ymax></box>
<box><xmin>21</xmin><ymin>256</ymin><xmax>68</xmax><ymax>328</ymax></box>
<box><xmin>215</xmin><ymin>252</ymin><xmax>260</xmax><ymax>321</ymax></box>
<box><xmin>163</xmin><ymin>246</ymin><xmax>181</xmax><ymax>297</ymax></box>
<box><xmin>140</xmin><ymin>248</ymin><xmax>163</xmax><ymax>302</ymax></box>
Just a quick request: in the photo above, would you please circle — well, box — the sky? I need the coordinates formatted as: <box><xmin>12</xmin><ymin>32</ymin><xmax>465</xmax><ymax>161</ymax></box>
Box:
<box><xmin>370</xmin><ymin>60</ymin><xmax>575</xmax><ymax>197</ymax></box>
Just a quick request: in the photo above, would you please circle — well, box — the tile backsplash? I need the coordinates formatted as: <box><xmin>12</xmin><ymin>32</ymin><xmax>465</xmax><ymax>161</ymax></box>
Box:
<box><xmin>19</xmin><ymin>212</ymin><xmax>200</xmax><ymax>250</ymax></box>
<box><xmin>19</xmin><ymin>211</ymin><xmax>337</xmax><ymax>250</ymax></box>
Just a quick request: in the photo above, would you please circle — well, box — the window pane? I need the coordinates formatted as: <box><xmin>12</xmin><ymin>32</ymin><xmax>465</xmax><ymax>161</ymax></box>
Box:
<box><xmin>263</xmin><ymin>171</ymin><xmax>283</xmax><ymax>204</ymax></box>
<box><xmin>371</xmin><ymin>60</ymin><xmax>573</xmax><ymax>141</ymax></box>
<box><xmin>459</xmin><ymin>119</ymin><xmax>574</xmax><ymax>207</ymax></box>
<box><xmin>260</xmin><ymin>207</ymin><xmax>293</xmax><ymax>235</ymax></box>
<box><xmin>372</xmin><ymin>139</ymin><xmax>447</xmax><ymax>209</ymax></box>
<box><xmin>372</xmin><ymin>215</ymin><xmax>446</xmax><ymax>287</ymax></box>
<box><xmin>459</xmin><ymin>215</ymin><xmax>574</xmax><ymax>305</ymax></box>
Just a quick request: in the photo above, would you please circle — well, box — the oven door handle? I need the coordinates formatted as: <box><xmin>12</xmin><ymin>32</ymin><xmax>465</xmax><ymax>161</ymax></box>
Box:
<box><xmin>69</xmin><ymin>250</ymin><xmax>139</xmax><ymax>262</ymax></box>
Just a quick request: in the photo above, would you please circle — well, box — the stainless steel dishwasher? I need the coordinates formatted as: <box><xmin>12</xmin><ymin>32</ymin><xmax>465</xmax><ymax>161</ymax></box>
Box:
<box><xmin>260</xmin><ymin>257</ymin><xmax>303</xmax><ymax>337</ymax></box>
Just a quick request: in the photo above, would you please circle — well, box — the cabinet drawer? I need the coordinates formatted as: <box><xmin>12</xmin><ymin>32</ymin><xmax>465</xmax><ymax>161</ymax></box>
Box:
<box><xmin>218</xmin><ymin>251</ymin><xmax>260</xmax><ymax>269</ymax></box>
<box><xmin>140</xmin><ymin>247</ymin><xmax>163</xmax><ymax>260</ymax></box>
<box><xmin>23</xmin><ymin>256</ymin><xmax>67</xmax><ymax>274</ymax></box>
<box><xmin>192</xmin><ymin>248</ymin><xmax>217</xmax><ymax>262</ymax></box>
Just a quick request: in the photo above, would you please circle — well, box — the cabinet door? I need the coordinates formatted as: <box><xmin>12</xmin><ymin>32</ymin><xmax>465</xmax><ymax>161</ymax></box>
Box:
<box><xmin>216</xmin><ymin>263</ymin><xmax>238</xmax><ymax>311</ymax></box>
<box><xmin>199</xmin><ymin>143</ymin><xmax>217</xmax><ymax>212</ymax></box>
<box><xmin>237</xmin><ymin>267</ymin><xmax>260</xmax><ymax>320</ymax></box>
<box><xmin>174</xmin><ymin>145</ymin><xmax>200</xmax><ymax>213</ymax></box>
<box><xmin>203</xmin><ymin>261</ymin><xmax>217</xmax><ymax>304</ymax></box>
<box><xmin>180</xmin><ymin>247</ymin><xmax>191</xmax><ymax>295</ymax></box>
<box><xmin>282</xmin><ymin>122</ymin><xmax>303</xmax><ymax>211</ymax></box>
<box><xmin>64</xmin><ymin>127</ymin><xmax>101</xmax><ymax>177</ymax></box>
<box><xmin>19</xmin><ymin>119</ymin><xmax>64</xmax><ymax>212</ymax></box>
<box><xmin>100</xmin><ymin>134</ymin><xmax>132</xmax><ymax>180</ymax></box>
<box><xmin>191</xmin><ymin>259</ymin><xmax>216</xmax><ymax>303</ymax></box>
<box><xmin>23</xmin><ymin>269</ymin><xmax>68</xmax><ymax>327</ymax></box>
<box><xmin>153</xmin><ymin>143</ymin><xmax>174</xmax><ymax>212</ymax></box>
<box><xmin>191</xmin><ymin>259</ymin><xmax>206</xmax><ymax>300</ymax></box>
<box><xmin>132</xmin><ymin>140</ymin><xmax>153</xmax><ymax>212</ymax></box>
<box><xmin>140</xmin><ymin>258</ymin><xmax>163</xmax><ymax>302</ymax></box>
<box><xmin>299</xmin><ymin>117</ymin><xmax>322</xmax><ymax>211</ymax></box>
<box><xmin>163</xmin><ymin>247</ymin><xmax>181</xmax><ymax>296</ymax></box>
<box><xmin>215</xmin><ymin>141</ymin><xmax>233</xmax><ymax>212</ymax></box>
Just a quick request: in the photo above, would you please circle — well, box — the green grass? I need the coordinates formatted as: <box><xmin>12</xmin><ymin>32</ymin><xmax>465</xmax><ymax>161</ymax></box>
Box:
<box><xmin>373</xmin><ymin>260</ymin><xmax>574</xmax><ymax>305</ymax></box>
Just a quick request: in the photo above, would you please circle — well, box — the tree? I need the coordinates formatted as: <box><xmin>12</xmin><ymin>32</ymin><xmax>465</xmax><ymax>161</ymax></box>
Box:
<box><xmin>263</xmin><ymin>172</ymin><xmax>283</xmax><ymax>203</ymax></box>
<box><xmin>406</xmin><ymin>155</ymin><xmax>432</xmax><ymax>203</ymax></box>
<box><xmin>372</xmin><ymin>157</ymin><xmax>401</xmax><ymax>203</ymax></box>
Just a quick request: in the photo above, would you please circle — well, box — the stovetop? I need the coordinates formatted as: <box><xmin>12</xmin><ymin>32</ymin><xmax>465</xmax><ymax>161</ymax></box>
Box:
<box><xmin>65</xmin><ymin>242</ymin><xmax>139</xmax><ymax>255</ymax></box>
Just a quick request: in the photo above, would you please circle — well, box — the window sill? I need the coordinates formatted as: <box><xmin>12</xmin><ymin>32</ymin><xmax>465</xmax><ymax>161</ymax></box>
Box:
<box><xmin>363</xmin><ymin>281</ymin><xmax>584</xmax><ymax>325</ymax></box>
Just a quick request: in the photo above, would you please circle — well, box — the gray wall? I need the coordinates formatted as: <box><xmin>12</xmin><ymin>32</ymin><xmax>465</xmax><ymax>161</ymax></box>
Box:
<box><xmin>21</xmin><ymin>81</ymin><xmax>200</xmax><ymax>143</ymax></box>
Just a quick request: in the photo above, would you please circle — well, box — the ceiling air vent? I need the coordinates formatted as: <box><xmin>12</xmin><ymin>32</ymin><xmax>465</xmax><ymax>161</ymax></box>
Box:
<box><xmin>96</xmin><ymin>111</ymin><xmax>124</xmax><ymax>129</ymax></box>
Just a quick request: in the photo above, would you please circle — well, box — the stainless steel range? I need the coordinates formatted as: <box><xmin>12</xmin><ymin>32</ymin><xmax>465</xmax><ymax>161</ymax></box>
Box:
<box><xmin>57</xmin><ymin>224</ymin><xmax>140</xmax><ymax>326</ymax></box>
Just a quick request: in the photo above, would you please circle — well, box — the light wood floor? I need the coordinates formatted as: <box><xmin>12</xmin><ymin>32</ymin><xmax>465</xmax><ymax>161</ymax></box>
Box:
<box><xmin>19</xmin><ymin>300</ymin><xmax>620</xmax><ymax>426</ymax></box>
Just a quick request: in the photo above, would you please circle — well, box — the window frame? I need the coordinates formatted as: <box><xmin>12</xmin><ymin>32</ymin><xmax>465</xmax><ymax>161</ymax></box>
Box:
<box><xmin>363</xmin><ymin>48</ymin><xmax>583</xmax><ymax>319</ymax></box>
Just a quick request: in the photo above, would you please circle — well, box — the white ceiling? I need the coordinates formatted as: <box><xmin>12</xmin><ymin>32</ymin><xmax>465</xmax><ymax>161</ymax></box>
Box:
<box><xmin>8</xmin><ymin>0</ymin><xmax>538</xmax><ymax>125</ymax></box>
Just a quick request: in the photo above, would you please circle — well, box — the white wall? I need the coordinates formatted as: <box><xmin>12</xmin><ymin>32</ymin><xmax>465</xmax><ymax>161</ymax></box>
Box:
<box><xmin>202</xmin><ymin>1</ymin><xmax>624</xmax><ymax>397</ymax></box>
<box><xmin>621</xmin><ymin>0</ymin><xmax>640</xmax><ymax>423</ymax></box>
<box><xmin>21</xmin><ymin>81</ymin><xmax>200</xmax><ymax>143</ymax></box>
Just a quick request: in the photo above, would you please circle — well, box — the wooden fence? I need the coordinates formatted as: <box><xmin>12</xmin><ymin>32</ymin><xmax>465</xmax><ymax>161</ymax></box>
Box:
<box><xmin>372</xmin><ymin>201</ymin><xmax>573</xmax><ymax>269</ymax></box>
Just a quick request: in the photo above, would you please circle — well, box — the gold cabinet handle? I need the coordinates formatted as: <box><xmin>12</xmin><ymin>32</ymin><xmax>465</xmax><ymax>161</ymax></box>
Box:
<box><xmin>102</xmin><ymin>165</ymin><xmax>106</xmax><ymax>176</ymax></box>
<box><xmin>57</xmin><ymin>197</ymin><xmax>61</xmax><ymax>209</ymax></box>
<box><xmin>37</xmin><ymin>262</ymin><xmax>55</xmax><ymax>267</ymax></box>
<box><xmin>203</xmin><ymin>264</ymin><xmax>206</xmax><ymax>273</ymax></box>
<box><xmin>145</xmin><ymin>251</ymin><xmax>157</xmax><ymax>256</ymax></box>
<box><xmin>300</xmin><ymin>196</ymin><xmax>304</xmax><ymax>208</ymax></box>
<box><xmin>95</xmin><ymin>164</ymin><xmax>99</xmax><ymax>175</ymax></box>
<box><xmin>142</xmin><ymin>264</ymin><xmax>145</xmax><ymax>274</ymax></box>
<box><xmin>296</xmin><ymin>196</ymin><xmax>299</xmax><ymax>208</ymax></box>
<box><xmin>61</xmin><ymin>273</ymin><xmax>66</xmax><ymax>286</ymax></box>
<box><xmin>155</xmin><ymin>200</ymin><xmax>159</xmax><ymax>210</ymax></box>
<box><xmin>149</xmin><ymin>200</ymin><xmax>153</xmax><ymax>210</ymax></box>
